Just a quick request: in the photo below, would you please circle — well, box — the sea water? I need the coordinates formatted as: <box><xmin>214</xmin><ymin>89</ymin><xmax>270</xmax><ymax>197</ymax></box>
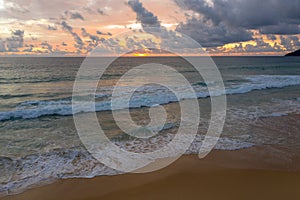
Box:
<box><xmin>0</xmin><ymin>56</ymin><xmax>300</xmax><ymax>195</ymax></box>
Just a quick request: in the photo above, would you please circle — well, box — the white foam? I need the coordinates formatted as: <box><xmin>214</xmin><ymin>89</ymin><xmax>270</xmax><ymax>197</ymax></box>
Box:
<box><xmin>227</xmin><ymin>75</ymin><xmax>300</xmax><ymax>95</ymax></box>
<box><xmin>0</xmin><ymin>75</ymin><xmax>300</xmax><ymax>121</ymax></box>
<box><xmin>0</xmin><ymin>134</ymin><xmax>254</xmax><ymax>196</ymax></box>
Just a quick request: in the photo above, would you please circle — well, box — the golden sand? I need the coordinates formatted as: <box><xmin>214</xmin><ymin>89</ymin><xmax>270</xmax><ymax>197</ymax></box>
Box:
<box><xmin>2</xmin><ymin>146</ymin><xmax>300</xmax><ymax>200</ymax></box>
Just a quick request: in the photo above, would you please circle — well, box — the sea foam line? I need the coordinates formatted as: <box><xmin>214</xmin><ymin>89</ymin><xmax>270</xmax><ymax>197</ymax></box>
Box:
<box><xmin>0</xmin><ymin>75</ymin><xmax>300</xmax><ymax>121</ymax></box>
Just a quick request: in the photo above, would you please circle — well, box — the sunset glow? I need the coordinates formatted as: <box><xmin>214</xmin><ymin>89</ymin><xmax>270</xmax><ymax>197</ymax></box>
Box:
<box><xmin>0</xmin><ymin>0</ymin><xmax>299</xmax><ymax>56</ymax></box>
<box><xmin>133</xmin><ymin>53</ymin><xmax>149</xmax><ymax>57</ymax></box>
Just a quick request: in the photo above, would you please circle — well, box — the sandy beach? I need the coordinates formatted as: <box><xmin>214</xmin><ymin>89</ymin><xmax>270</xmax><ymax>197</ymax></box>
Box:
<box><xmin>2</xmin><ymin>145</ymin><xmax>300</xmax><ymax>200</ymax></box>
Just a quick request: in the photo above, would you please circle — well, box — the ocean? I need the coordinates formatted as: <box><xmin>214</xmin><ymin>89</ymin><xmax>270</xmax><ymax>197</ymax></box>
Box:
<box><xmin>0</xmin><ymin>56</ymin><xmax>300</xmax><ymax>195</ymax></box>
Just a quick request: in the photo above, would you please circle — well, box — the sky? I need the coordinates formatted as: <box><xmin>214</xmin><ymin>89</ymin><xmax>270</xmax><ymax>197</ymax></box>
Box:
<box><xmin>0</xmin><ymin>0</ymin><xmax>300</xmax><ymax>56</ymax></box>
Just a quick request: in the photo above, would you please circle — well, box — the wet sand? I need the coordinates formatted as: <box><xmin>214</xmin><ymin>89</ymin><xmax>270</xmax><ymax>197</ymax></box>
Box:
<box><xmin>3</xmin><ymin>145</ymin><xmax>300</xmax><ymax>200</ymax></box>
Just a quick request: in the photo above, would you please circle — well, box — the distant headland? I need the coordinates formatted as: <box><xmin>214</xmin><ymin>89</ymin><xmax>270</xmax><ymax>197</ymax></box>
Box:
<box><xmin>285</xmin><ymin>49</ymin><xmax>300</xmax><ymax>56</ymax></box>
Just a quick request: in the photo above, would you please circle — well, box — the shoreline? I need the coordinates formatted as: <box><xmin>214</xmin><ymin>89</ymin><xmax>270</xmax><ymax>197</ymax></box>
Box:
<box><xmin>2</xmin><ymin>145</ymin><xmax>300</xmax><ymax>200</ymax></box>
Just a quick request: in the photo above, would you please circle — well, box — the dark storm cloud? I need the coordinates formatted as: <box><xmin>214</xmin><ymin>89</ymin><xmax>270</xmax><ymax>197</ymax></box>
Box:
<box><xmin>128</xmin><ymin>0</ymin><xmax>160</xmax><ymax>28</ymax></box>
<box><xmin>0</xmin><ymin>40</ymin><xmax>7</xmax><ymax>52</ymax></box>
<box><xmin>0</xmin><ymin>30</ymin><xmax>25</xmax><ymax>52</ymax></box>
<box><xmin>175</xmin><ymin>0</ymin><xmax>300</xmax><ymax>29</ymax></box>
<box><xmin>61</xmin><ymin>21</ymin><xmax>84</xmax><ymax>51</ymax></box>
<box><xmin>97</xmin><ymin>9</ymin><xmax>105</xmax><ymax>15</ymax></box>
<box><xmin>81</xmin><ymin>28</ymin><xmax>100</xmax><ymax>42</ymax></box>
<box><xmin>280</xmin><ymin>36</ymin><xmax>300</xmax><ymax>51</ymax></box>
<box><xmin>259</xmin><ymin>24</ymin><xmax>300</xmax><ymax>35</ymax></box>
<box><xmin>81</xmin><ymin>28</ymin><xmax>89</xmax><ymax>37</ymax></box>
<box><xmin>96</xmin><ymin>31</ymin><xmax>112</xmax><ymax>36</ymax></box>
<box><xmin>12</xmin><ymin>30</ymin><xmax>25</xmax><ymax>37</ymax></box>
<box><xmin>267</xmin><ymin>35</ymin><xmax>277</xmax><ymax>41</ymax></box>
<box><xmin>61</xmin><ymin>21</ymin><xmax>73</xmax><ymax>32</ymax></box>
<box><xmin>127</xmin><ymin>0</ymin><xmax>205</xmax><ymax>52</ymax></box>
<box><xmin>176</xmin><ymin>18</ymin><xmax>253</xmax><ymax>47</ymax></box>
<box><xmin>6</xmin><ymin>36</ymin><xmax>24</xmax><ymax>51</ymax></box>
<box><xmin>64</xmin><ymin>11</ymin><xmax>85</xmax><ymax>21</ymax></box>
<box><xmin>81</xmin><ymin>28</ymin><xmax>106</xmax><ymax>52</ymax></box>
<box><xmin>41</xmin><ymin>41</ymin><xmax>53</xmax><ymax>52</ymax></box>
<box><xmin>175</xmin><ymin>0</ymin><xmax>300</xmax><ymax>47</ymax></box>
<box><xmin>70</xmin><ymin>12</ymin><xmax>85</xmax><ymax>20</ymax></box>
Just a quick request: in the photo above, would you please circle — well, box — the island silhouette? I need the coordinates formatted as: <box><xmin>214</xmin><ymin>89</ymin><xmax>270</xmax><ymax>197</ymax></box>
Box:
<box><xmin>285</xmin><ymin>49</ymin><xmax>300</xmax><ymax>56</ymax></box>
